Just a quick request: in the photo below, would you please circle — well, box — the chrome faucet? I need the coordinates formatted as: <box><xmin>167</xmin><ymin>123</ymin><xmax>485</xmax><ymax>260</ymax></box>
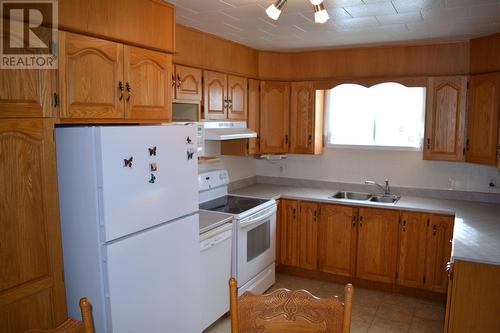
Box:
<box><xmin>365</xmin><ymin>179</ymin><xmax>390</xmax><ymax>195</ymax></box>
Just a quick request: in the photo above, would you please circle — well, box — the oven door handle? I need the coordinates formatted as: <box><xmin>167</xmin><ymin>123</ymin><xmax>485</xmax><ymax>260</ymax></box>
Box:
<box><xmin>239</xmin><ymin>206</ymin><xmax>276</xmax><ymax>229</ymax></box>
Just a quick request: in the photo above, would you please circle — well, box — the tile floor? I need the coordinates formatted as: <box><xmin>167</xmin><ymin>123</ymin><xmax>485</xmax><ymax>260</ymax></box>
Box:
<box><xmin>204</xmin><ymin>273</ymin><xmax>445</xmax><ymax>333</ymax></box>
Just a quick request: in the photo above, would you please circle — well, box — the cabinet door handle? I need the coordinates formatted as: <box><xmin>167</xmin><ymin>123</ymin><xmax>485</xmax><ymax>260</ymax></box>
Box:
<box><xmin>359</xmin><ymin>216</ymin><xmax>363</xmax><ymax>227</ymax></box>
<box><xmin>177</xmin><ymin>74</ymin><xmax>181</xmax><ymax>88</ymax></box>
<box><xmin>308</xmin><ymin>134</ymin><xmax>312</xmax><ymax>145</ymax></box>
<box><xmin>433</xmin><ymin>224</ymin><xmax>437</xmax><ymax>236</ymax></box>
<box><xmin>293</xmin><ymin>207</ymin><xmax>296</xmax><ymax>218</ymax></box>
<box><xmin>171</xmin><ymin>74</ymin><xmax>176</xmax><ymax>87</ymax></box>
<box><xmin>285</xmin><ymin>135</ymin><xmax>289</xmax><ymax>145</ymax></box>
<box><xmin>118</xmin><ymin>81</ymin><xmax>124</xmax><ymax>101</ymax></box>
<box><xmin>352</xmin><ymin>216</ymin><xmax>356</xmax><ymax>227</ymax></box>
<box><xmin>426</xmin><ymin>138</ymin><xmax>431</xmax><ymax>150</ymax></box>
<box><xmin>125</xmin><ymin>82</ymin><xmax>132</xmax><ymax>102</ymax></box>
<box><xmin>402</xmin><ymin>220</ymin><xmax>406</xmax><ymax>232</ymax></box>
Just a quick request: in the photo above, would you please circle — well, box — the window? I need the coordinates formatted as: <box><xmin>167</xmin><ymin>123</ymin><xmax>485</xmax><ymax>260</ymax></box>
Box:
<box><xmin>325</xmin><ymin>82</ymin><xmax>426</xmax><ymax>149</ymax></box>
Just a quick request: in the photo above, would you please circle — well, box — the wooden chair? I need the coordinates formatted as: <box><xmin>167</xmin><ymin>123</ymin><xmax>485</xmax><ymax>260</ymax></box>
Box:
<box><xmin>25</xmin><ymin>298</ymin><xmax>94</xmax><ymax>333</ymax></box>
<box><xmin>229</xmin><ymin>278</ymin><xmax>353</xmax><ymax>333</ymax></box>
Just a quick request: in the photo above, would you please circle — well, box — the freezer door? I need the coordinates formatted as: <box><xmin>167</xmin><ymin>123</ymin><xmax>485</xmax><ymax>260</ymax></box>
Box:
<box><xmin>105</xmin><ymin>214</ymin><xmax>201</xmax><ymax>333</ymax></box>
<box><xmin>97</xmin><ymin>125</ymin><xmax>198</xmax><ymax>241</ymax></box>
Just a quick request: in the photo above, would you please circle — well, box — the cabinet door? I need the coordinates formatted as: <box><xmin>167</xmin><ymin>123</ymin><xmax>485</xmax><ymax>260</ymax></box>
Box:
<box><xmin>260</xmin><ymin>81</ymin><xmax>290</xmax><ymax>153</ymax></box>
<box><xmin>298</xmin><ymin>202</ymin><xmax>319</xmax><ymax>270</ymax></box>
<box><xmin>174</xmin><ymin>65</ymin><xmax>202</xmax><ymax>101</ymax></box>
<box><xmin>227</xmin><ymin>75</ymin><xmax>247</xmax><ymax>120</ymax></box>
<box><xmin>397</xmin><ymin>212</ymin><xmax>428</xmax><ymax>289</ymax></box>
<box><xmin>59</xmin><ymin>32</ymin><xmax>124</xmax><ymax>119</ymax></box>
<box><xmin>59</xmin><ymin>0</ymin><xmax>175</xmax><ymax>53</ymax></box>
<box><xmin>0</xmin><ymin>70</ymin><xmax>55</xmax><ymax>118</ymax></box>
<box><xmin>425</xmin><ymin>215</ymin><xmax>454</xmax><ymax>293</ymax></box>
<box><xmin>276</xmin><ymin>199</ymin><xmax>282</xmax><ymax>266</ymax></box>
<box><xmin>357</xmin><ymin>208</ymin><xmax>399</xmax><ymax>283</ymax></box>
<box><xmin>124</xmin><ymin>46</ymin><xmax>172</xmax><ymax>120</ymax></box>
<box><xmin>0</xmin><ymin>119</ymin><xmax>66</xmax><ymax>332</ymax></box>
<box><xmin>290</xmin><ymin>82</ymin><xmax>324</xmax><ymax>154</ymax></box>
<box><xmin>318</xmin><ymin>204</ymin><xmax>357</xmax><ymax>277</ymax></box>
<box><xmin>424</xmin><ymin>76</ymin><xmax>467</xmax><ymax>161</ymax></box>
<box><xmin>279</xmin><ymin>199</ymin><xmax>299</xmax><ymax>267</ymax></box>
<box><xmin>445</xmin><ymin>260</ymin><xmax>500</xmax><ymax>333</ymax></box>
<box><xmin>203</xmin><ymin>71</ymin><xmax>227</xmax><ymax>120</ymax></box>
<box><xmin>466</xmin><ymin>73</ymin><xmax>500</xmax><ymax>165</ymax></box>
<box><xmin>247</xmin><ymin>79</ymin><xmax>260</xmax><ymax>154</ymax></box>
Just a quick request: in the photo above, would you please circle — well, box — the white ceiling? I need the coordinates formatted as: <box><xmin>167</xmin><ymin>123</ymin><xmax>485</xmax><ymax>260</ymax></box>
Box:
<box><xmin>166</xmin><ymin>0</ymin><xmax>500</xmax><ymax>51</ymax></box>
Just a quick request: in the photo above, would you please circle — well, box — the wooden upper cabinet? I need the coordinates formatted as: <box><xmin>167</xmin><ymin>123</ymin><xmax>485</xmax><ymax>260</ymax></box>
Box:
<box><xmin>298</xmin><ymin>201</ymin><xmax>319</xmax><ymax>270</ymax></box>
<box><xmin>290</xmin><ymin>82</ymin><xmax>324</xmax><ymax>155</ymax></box>
<box><xmin>227</xmin><ymin>75</ymin><xmax>247</xmax><ymax>120</ymax></box>
<box><xmin>203</xmin><ymin>71</ymin><xmax>227</xmax><ymax>120</ymax></box>
<box><xmin>174</xmin><ymin>65</ymin><xmax>202</xmax><ymax>101</ymax></box>
<box><xmin>59</xmin><ymin>32</ymin><xmax>124</xmax><ymax>119</ymax></box>
<box><xmin>260</xmin><ymin>81</ymin><xmax>290</xmax><ymax>153</ymax></box>
<box><xmin>0</xmin><ymin>69</ymin><xmax>54</xmax><ymax>118</ymax></box>
<box><xmin>425</xmin><ymin>214</ymin><xmax>454</xmax><ymax>293</ymax></box>
<box><xmin>124</xmin><ymin>46</ymin><xmax>172</xmax><ymax>120</ymax></box>
<box><xmin>424</xmin><ymin>76</ymin><xmax>467</xmax><ymax>161</ymax></box>
<box><xmin>247</xmin><ymin>79</ymin><xmax>260</xmax><ymax>154</ymax></box>
<box><xmin>280</xmin><ymin>199</ymin><xmax>299</xmax><ymax>267</ymax></box>
<box><xmin>466</xmin><ymin>73</ymin><xmax>500</xmax><ymax>165</ymax></box>
<box><xmin>220</xmin><ymin>79</ymin><xmax>259</xmax><ymax>156</ymax></box>
<box><xmin>59</xmin><ymin>0</ymin><xmax>175</xmax><ymax>53</ymax></box>
<box><xmin>318</xmin><ymin>204</ymin><xmax>357</xmax><ymax>277</ymax></box>
<box><xmin>398</xmin><ymin>211</ymin><xmax>429</xmax><ymax>289</ymax></box>
<box><xmin>356</xmin><ymin>208</ymin><xmax>399</xmax><ymax>284</ymax></box>
<box><xmin>0</xmin><ymin>119</ymin><xmax>66</xmax><ymax>332</ymax></box>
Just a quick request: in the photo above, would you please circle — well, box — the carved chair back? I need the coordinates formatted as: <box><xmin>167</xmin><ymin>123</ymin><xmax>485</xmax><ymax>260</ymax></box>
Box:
<box><xmin>229</xmin><ymin>278</ymin><xmax>353</xmax><ymax>333</ymax></box>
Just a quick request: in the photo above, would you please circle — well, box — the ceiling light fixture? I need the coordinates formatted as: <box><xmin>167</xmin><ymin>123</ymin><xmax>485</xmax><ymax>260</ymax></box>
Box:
<box><xmin>313</xmin><ymin>3</ymin><xmax>330</xmax><ymax>24</ymax></box>
<box><xmin>265</xmin><ymin>0</ymin><xmax>330</xmax><ymax>24</ymax></box>
<box><xmin>266</xmin><ymin>0</ymin><xmax>287</xmax><ymax>21</ymax></box>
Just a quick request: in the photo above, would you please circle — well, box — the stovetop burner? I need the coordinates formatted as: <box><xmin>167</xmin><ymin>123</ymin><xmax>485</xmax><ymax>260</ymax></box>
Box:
<box><xmin>199</xmin><ymin>195</ymin><xmax>268</xmax><ymax>215</ymax></box>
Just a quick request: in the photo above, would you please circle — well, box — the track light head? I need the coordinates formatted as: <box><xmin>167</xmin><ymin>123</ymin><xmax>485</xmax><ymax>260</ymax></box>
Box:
<box><xmin>266</xmin><ymin>0</ymin><xmax>287</xmax><ymax>21</ymax></box>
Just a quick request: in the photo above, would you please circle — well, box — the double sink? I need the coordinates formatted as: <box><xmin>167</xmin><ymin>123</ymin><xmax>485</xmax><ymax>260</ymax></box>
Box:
<box><xmin>330</xmin><ymin>191</ymin><xmax>400</xmax><ymax>204</ymax></box>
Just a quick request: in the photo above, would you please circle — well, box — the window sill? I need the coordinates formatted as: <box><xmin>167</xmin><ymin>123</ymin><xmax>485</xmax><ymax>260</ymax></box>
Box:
<box><xmin>326</xmin><ymin>143</ymin><xmax>422</xmax><ymax>152</ymax></box>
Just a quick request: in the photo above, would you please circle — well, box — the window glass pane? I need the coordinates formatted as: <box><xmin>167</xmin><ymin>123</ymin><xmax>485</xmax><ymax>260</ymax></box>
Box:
<box><xmin>326</xmin><ymin>83</ymin><xmax>426</xmax><ymax>149</ymax></box>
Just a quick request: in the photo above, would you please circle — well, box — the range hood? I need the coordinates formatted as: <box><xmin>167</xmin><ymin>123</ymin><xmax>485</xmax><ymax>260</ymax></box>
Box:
<box><xmin>203</xmin><ymin>121</ymin><xmax>257</xmax><ymax>141</ymax></box>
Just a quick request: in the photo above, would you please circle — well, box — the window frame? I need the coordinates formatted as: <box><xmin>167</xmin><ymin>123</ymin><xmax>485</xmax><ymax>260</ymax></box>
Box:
<box><xmin>324</xmin><ymin>82</ymin><xmax>426</xmax><ymax>151</ymax></box>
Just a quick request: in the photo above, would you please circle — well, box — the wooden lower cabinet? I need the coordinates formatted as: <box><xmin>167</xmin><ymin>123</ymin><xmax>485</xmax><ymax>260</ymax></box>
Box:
<box><xmin>279</xmin><ymin>199</ymin><xmax>299</xmax><ymax>267</ymax></box>
<box><xmin>445</xmin><ymin>260</ymin><xmax>500</xmax><ymax>333</ymax></box>
<box><xmin>356</xmin><ymin>208</ymin><xmax>400</xmax><ymax>283</ymax></box>
<box><xmin>0</xmin><ymin>119</ymin><xmax>66</xmax><ymax>333</ymax></box>
<box><xmin>276</xmin><ymin>199</ymin><xmax>281</xmax><ymax>265</ymax></box>
<box><xmin>276</xmin><ymin>199</ymin><xmax>454</xmax><ymax>295</ymax></box>
<box><xmin>425</xmin><ymin>215</ymin><xmax>454</xmax><ymax>293</ymax></box>
<box><xmin>318</xmin><ymin>204</ymin><xmax>357</xmax><ymax>277</ymax></box>
<box><xmin>298</xmin><ymin>202</ymin><xmax>319</xmax><ymax>270</ymax></box>
<box><xmin>397</xmin><ymin>212</ymin><xmax>429</xmax><ymax>288</ymax></box>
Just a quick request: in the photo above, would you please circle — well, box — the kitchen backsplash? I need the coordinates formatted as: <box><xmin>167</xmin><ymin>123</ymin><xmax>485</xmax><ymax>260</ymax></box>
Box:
<box><xmin>255</xmin><ymin>148</ymin><xmax>500</xmax><ymax>194</ymax></box>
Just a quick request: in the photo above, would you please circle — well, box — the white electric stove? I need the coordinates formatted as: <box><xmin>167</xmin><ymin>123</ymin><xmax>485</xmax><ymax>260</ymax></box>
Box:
<box><xmin>198</xmin><ymin>170</ymin><xmax>277</xmax><ymax>296</ymax></box>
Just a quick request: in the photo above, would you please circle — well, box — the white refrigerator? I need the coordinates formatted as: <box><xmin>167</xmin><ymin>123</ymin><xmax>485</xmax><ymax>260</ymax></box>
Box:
<box><xmin>55</xmin><ymin>124</ymin><xmax>201</xmax><ymax>333</ymax></box>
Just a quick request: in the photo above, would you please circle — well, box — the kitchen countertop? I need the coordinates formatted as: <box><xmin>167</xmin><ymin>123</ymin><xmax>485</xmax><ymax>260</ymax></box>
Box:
<box><xmin>198</xmin><ymin>210</ymin><xmax>233</xmax><ymax>234</ymax></box>
<box><xmin>230</xmin><ymin>183</ymin><xmax>500</xmax><ymax>266</ymax></box>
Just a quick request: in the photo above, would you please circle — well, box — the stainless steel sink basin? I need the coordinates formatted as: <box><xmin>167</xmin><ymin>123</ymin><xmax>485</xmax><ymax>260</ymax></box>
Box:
<box><xmin>330</xmin><ymin>191</ymin><xmax>372</xmax><ymax>201</ymax></box>
<box><xmin>369</xmin><ymin>195</ymin><xmax>400</xmax><ymax>204</ymax></box>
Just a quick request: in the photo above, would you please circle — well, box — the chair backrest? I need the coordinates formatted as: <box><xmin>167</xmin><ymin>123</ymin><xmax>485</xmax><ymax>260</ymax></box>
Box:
<box><xmin>229</xmin><ymin>278</ymin><xmax>353</xmax><ymax>333</ymax></box>
<box><xmin>24</xmin><ymin>298</ymin><xmax>94</xmax><ymax>333</ymax></box>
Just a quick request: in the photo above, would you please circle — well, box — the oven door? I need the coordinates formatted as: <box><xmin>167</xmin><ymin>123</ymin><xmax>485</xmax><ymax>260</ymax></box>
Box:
<box><xmin>237</xmin><ymin>204</ymin><xmax>276</xmax><ymax>287</ymax></box>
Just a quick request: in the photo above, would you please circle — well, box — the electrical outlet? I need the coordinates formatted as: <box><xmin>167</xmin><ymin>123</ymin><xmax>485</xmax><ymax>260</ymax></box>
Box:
<box><xmin>488</xmin><ymin>176</ymin><xmax>496</xmax><ymax>187</ymax></box>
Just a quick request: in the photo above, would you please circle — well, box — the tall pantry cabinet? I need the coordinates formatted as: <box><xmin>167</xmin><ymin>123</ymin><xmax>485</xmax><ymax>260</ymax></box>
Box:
<box><xmin>0</xmin><ymin>75</ymin><xmax>67</xmax><ymax>331</ymax></box>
